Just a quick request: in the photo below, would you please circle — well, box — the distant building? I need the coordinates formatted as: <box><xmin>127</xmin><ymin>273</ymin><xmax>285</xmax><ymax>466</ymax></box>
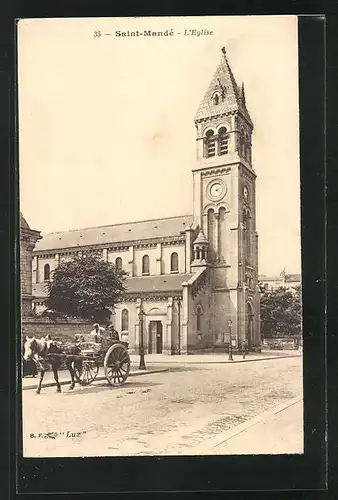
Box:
<box><xmin>258</xmin><ymin>269</ymin><xmax>301</xmax><ymax>293</ymax></box>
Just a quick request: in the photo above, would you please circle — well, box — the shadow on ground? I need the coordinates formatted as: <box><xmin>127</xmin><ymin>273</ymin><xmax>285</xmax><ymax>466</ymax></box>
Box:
<box><xmin>59</xmin><ymin>379</ymin><xmax>163</xmax><ymax>396</ymax></box>
<box><xmin>157</xmin><ymin>366</ymin><xmax>202</xmax><ymax>373</ymax></box>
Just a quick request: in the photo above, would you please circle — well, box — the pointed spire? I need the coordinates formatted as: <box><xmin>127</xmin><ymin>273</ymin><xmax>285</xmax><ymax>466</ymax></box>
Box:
<box><xmin>240</xmin><ymin>82</ymin><xmax>246</xmax><ymax>104</ymax></box>
<box><xmin>193</xmin><ymin>229</ymin><xmax>209</xmax><ymax>246</ymax></box>
<box><xmin>20</xmin><ymin>213</ymin><xmax>30</xmax><ymax>230</ymax></box>
<box><xmin>195</xmin><ymin>47</ymin><xmax>252</xmax><ymax>126</ymax></box>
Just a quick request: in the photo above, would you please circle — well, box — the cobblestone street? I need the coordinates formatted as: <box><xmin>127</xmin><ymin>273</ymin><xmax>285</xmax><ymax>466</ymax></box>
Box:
<box><xmin>22</xmin><ymin>356</ymin><xmax>302</xmax><ymax>457</ymax></box>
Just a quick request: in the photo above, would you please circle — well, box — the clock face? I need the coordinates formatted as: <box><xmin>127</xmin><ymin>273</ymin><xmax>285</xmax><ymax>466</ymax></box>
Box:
<box><xmin>207</xmin><ymin>180</ymin><xmax>226</xmax><ymax>201</ymax></box>
<box><xmin>210</xmin><ymin>183</ymin><xmax>223</xmax><ymax>197</ymax></box>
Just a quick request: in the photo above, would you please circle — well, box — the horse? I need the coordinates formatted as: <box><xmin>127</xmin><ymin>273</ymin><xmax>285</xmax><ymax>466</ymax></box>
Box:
<box><xmin>23</xmin><ymin>334</ymin><xmax>81</xmax><ymax>394</ymax></box>
<box><xmin>21</xmin><ymin>338</ymin><xmax>38</xmax><ymax>377</ymax></box>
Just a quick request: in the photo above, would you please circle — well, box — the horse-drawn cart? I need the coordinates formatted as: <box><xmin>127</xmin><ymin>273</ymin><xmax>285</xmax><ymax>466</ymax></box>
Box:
<box><xmin>23</xmin><ymin>334</ymin><xmax>131</xmax><ymax>393</ymax></box>
<box><xmin>73</xmin><ymin>339</ymin><xmax>130</xmax><ymax>387</ymax></box>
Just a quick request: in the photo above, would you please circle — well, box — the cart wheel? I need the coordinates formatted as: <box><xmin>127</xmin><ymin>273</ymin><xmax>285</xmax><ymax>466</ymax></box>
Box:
<box><xmin>104</xmin><ymin>343</ymin><xmax>130</xmax><ymax>386</ymax></box>
<box><xmin>74</xmin><ymin>359</ymin><xmax>99</xmax><ymax>386</ymax></box>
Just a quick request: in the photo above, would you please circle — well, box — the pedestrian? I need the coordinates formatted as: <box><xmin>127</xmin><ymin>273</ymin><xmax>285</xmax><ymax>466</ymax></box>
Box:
<box><xmin>241</xmin><ymin>340</ymin><xmax>247</xmax><ymax>359</ymax></box>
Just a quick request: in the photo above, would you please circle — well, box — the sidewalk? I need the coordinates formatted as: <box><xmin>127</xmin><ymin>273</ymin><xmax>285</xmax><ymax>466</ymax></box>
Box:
<box><xmin>194</xmin><ymin>396</ymin><xmax>304</xmax><ymax>455</ymax></box>
<box><xmin>129</xmin><ymin>350</ymin><xmax>301</xmax><ymax>365</ymax></box>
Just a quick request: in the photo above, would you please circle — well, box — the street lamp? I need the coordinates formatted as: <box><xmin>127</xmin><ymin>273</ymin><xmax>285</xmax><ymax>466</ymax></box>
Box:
<box><xmin>243</xmin><ymin>283</ymin><xmax>249</xmax><ymax>355</ymax></box>
<box><xmin>177</xmin><ymin>297</ymin><xmax>181</xmax><ymax>355</ymax></box>
<box><xmin>138</xmin><ymin>310</ymin><xmax>146</xmax><ymax>370</ymax></box>
<box><xmin>228</xmin><ymin>319</ymin><xmax>233</xmax><ymax>361</ymax></box>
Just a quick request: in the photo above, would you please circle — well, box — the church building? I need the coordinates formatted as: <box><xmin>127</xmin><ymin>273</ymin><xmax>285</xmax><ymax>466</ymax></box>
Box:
<box><xmin>31</xmin><ymin>48</ymin><xmax>261</xmax><ymax>355</ymax></box>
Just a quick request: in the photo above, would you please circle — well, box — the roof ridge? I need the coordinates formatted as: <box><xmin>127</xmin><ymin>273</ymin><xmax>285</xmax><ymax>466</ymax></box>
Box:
<box><xmin>127</xmin><ymin>273</ymin><xmax>192</xmax><ymax>279</ymax></box>
<box><xmin>42</xmin><ymin>214</ymin><xmax>193</xmax><ymax>235</ymax></box>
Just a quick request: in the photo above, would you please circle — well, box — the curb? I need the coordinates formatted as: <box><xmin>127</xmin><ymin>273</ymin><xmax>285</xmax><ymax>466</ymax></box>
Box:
<box><xmin>129</xmin><ymin>354</ymin><xmax>301</xmax><ymax>365</ymax></box>
<box><xmin>191</xmin><ymin>395</ymin><xmax>303</xmax><ymax>454</ymax></box>
<box><xmin>22</xmin><ymin>368</ymin><xmax>169</xmax><ymax>391</ymax></box>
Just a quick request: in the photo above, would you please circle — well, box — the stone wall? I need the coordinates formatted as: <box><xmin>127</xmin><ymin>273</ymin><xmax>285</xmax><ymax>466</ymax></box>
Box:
<box><xmin>21</xmin><ymin>317</ymin><xmax>93</xmax><ymax>343</ymax></box>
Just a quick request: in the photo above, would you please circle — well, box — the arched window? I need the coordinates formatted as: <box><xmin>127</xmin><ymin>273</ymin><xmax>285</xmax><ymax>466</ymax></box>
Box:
<box><xmin>142</xmin><ymin>254</ymin><xmax>150</xmax><ymax>275</ymax></box>
<box><xmin>218</xmin><ymin>206</ymin><xmax>226</xmax><ymax>261</ymax></box>
<box><xmin>170</xmin><ymin>252</ymin><xmax>179</xmax><ymax>273</ymax></box>
<box><xmin>218</xmin><ymin>126</ymin><xmax>229</xmax><ymax>155</ymax></box>
<box><xmin>44</xmin><ymin>264</ymin><xmax>50</xmax><ymax>281</ymax></box>
<box><xmin>196</xmin><ymin>305</ymin><xmax>203</xmax><ymax>333</ymax></box>
<box><xmin>243</xmin><ymin>211</ymin><xmax>251</xmax><ymax>264</ymax></box>
<box><xmin>240</xmin><ymin>129</ymin><xmax>245</xmax><ymax>157</ymax></box>
<box><xmin>115</xmin><ymin>257</ymin><xmax>122</xmax><ymax>270</ymax></box>
<box><xmin>207</xmin><ymin>208</ymin><xmax>215</xmax><ymax>262</ymax></box>
<box><xmin>205</xmin><ymin>130</ymin><xmax>216</xmax><ymax>158</ymax></box>
<box><xmin>245</xmin><ymin>134</ymin><xmax>250</xmax><ymax>160</ymax></box>
<box><xmin>121</xmin><ymin>309</ymin><xmax>129</xmax><ymax>332</ymax></box>
<box><xmin>213</xmin><ymin>93</ymin><xmax>219</xmax><ymax>105</ymax></box>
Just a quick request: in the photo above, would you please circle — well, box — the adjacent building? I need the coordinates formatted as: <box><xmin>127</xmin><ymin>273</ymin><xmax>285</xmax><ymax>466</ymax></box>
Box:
<box><xmin>20</xmin><ymin>214</ymin><xmax>41</xmax><ymax>316</ymax></box>
<box><xmin>31</xmin><ymin>48</ymin><xmax>261</xmax><ymax>355</ymax></box>
<box><xmin>258</xmin><ymin>270</ymin><xmax>301</xmax><ymax>293</ymax></box>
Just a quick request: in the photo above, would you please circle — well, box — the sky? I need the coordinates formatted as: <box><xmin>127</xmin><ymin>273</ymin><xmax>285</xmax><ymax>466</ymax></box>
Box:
<box><xmin>18</xmin><ymin>16</ymin><xmax>300</xmax><ymax>276</ymax></box>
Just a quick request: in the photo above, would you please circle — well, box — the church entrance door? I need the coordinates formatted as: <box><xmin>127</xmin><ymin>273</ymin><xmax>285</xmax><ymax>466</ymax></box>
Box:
<box><xmin>148</xmin><ymin>321</ymin><xmax>163</xmax><ymax>354</ymax></box>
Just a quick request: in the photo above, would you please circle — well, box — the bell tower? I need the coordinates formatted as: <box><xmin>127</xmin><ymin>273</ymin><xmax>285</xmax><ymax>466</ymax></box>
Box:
<box><xmin>191</xmin><ymin>47</ymin><xmax>260</xmax><ymax>350</ymax></box>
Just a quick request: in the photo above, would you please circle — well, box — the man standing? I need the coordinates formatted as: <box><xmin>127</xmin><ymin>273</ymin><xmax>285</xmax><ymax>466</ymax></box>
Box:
<box><xmin>90</xmin><ymin>323</ymin><xmax>105</xmax><ymax>343</ymax></box>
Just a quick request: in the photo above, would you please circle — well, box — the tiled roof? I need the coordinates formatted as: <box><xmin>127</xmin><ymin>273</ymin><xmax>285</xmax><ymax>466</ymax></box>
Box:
<box><xmin>258</xmin><ymin>275</ymin><xmax>281</xmax><ymax>282</ymax></box>
<box><xmin>195</xmin><ymin>49</ymin><xmax>252</xmax><ymax>126</ymax></box>
<box><xmin>32</xmin><ymin>273</ymin><xmax>193</xmax><ymax>300</ymax></box>
<box><xmin>125</xmin><ymin>274</ymin><xmax>193</xmax><ymax>294</ymax></box>
<box><xmin>34</xmin><ymin>215</ymin><xmax>193</xmax><ymax>252</ymax></box>
<box><xmin>285</xmin><ymin>274</ymin><xmax>301</xmax><ymax>282</ymax></box>
<box><xmin>258</xmin><ymin>273</ymin><xmax>301</xmax><ymax>283</ymax></box>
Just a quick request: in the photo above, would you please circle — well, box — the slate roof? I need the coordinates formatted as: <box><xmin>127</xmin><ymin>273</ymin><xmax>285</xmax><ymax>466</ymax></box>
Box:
<box><xmin>125</xmin><ymin>274</ymin><xmax>193</xmax><ymax>294</ymax></box>
<box><xmin>195</xmin><ymin>48</ymin><xmax>253</xmax><ymax>126</ymax></box>
<box><xmin>32</xmin><ymin>273</ymin><xmax>193</xmax><ymax>300</ymax></box>
<box><xmin>34</xmin><ymin>215</ymin><xmax>193</xmax><ymax>252</ymax></box>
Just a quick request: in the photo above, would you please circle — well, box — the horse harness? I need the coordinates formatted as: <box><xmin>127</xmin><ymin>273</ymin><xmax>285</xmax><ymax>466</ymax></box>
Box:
<box><xmin>32</xmin><ymin>339</ymin><xmax>63</xmax><ymax>371</ymax></box>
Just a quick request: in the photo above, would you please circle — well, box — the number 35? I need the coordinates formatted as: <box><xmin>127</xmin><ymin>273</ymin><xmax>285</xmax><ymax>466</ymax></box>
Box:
<box><xmin>94</xmin><ymin>31</ymin><xmax>101</xmax><ymax>37</ymax></box>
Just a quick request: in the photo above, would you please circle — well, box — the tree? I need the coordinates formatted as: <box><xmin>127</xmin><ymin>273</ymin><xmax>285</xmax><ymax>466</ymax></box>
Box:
<box><xmin>45</xmin><ymin>253</ymin><xmax>127</xmax><ymax>322</ymax></box>
<box><xmin>260</xmin><ymin>285</ymin><xmax>302</xmax><ymax>339</ymax></box>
